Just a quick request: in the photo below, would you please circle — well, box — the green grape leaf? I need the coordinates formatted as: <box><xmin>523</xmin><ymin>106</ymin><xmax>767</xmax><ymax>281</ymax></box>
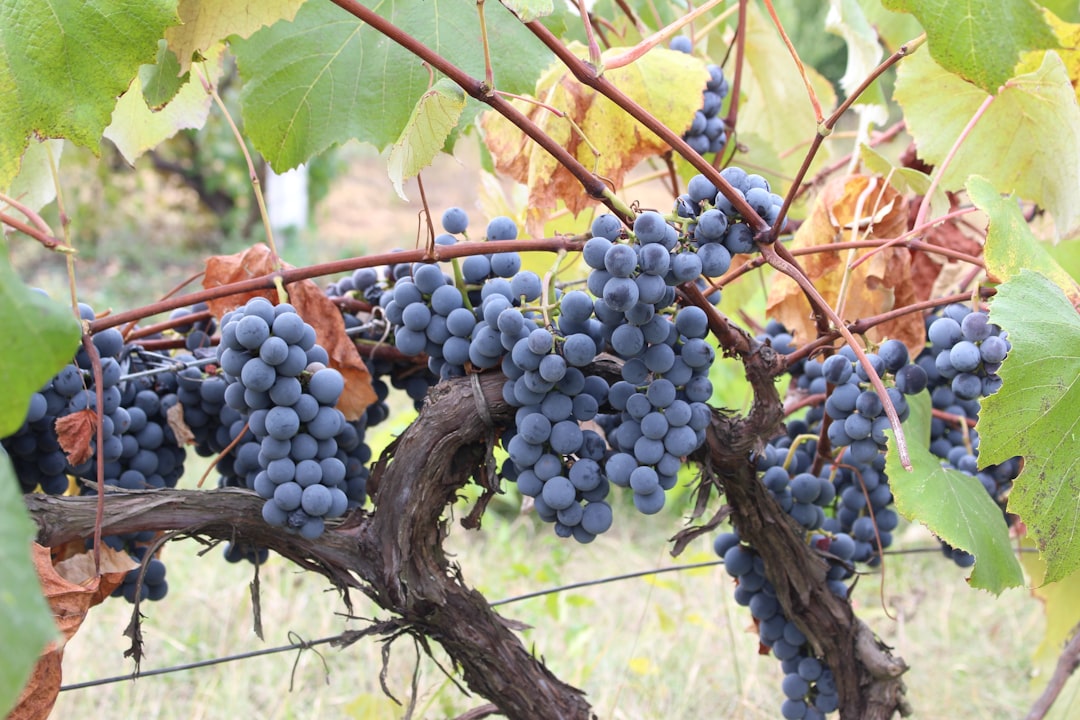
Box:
<box><xmin>882</xmin><ymin>0</ymin><xmax>1057</xmax><ymax>93</ymax></box>
<box><xmin>2</xmin><ymin>140</ymin><xmax>64</xmax><ymax>215</ymax></box>
<box><xmin>980</xmin><ymin>270</ymin><xmax>1080</xmax><ymax>584</ymax></box>
<box><xmin>387</xmin><ymin>79</ymin><xmax>466</xmax><ymax>201</ymax></box>
<box><xmin>165</xmin><ymin>0</ymin><xmax>305</xmax><ymax>73</ymax></box>
<box><xmin>741</xmin><ymin>2</ymin><xmax>837</xmax><ymax>178</ymax></box>
<box><xmin>885</xmin><ymin>390</ymin><xmax>1024</xmax><ymax>594</ymax></box>
<box><xmin>140</xmin><ymin>41</ymin><xmax>186</xmax><ymax>110</ymax></box>
<box><xmin>104</xmin><ymin>48</ymin><xmax>220</xmax><ymax>165</ymax></box>
<box><xmin>0</xmin><ymin>448</ymin><xmax>57</xmax><ymax>717</ymax></box>
<box><xmin>967</xmin><ymin>175</ymin><xmax>1080</xmax><ymax>305</ymax></box>
<box><xmin>0</xmin><ymin>0</ymin><xmax>179</xmax><ymax>188</ymax></box>
<box><xmin>1043</xmin><ymin>0</ymin><xmax>1080</xmax><ymax>23</ymax></box>
<box><xmin>0</xmin><ymin>247</ymin><xmax>81</xmax><ymax>438</ymax></box>
<box><xmin>233</xmin><ymin>0</ymin><xmax>553</xmax><ymax>171</ymax></box>
<box><xmin>500</xmin><ymin>0</ymin><xmax>554</xmax><ymax>23</ymax></box>
<box><xmin>895</xmin><ymin>50</ymin><xmax>1080</xmax><ymax>239</ymax></box>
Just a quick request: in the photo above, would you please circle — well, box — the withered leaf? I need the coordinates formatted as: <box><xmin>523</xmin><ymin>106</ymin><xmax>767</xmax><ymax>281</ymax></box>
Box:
<box><xmin>167</xmin><ymin>401</ymin><xmax>196</xmax><ymax>445</ymax></box>
<box><xmin>203</xmin><ymin>243</ymin><xmax>376</xmax><ymax>419</ymax></box>
<box><xmin>55</xmin><ymin>409</ymin><xmax>97</xmax><ymax>467</ymax></box>
<box><xmin>9</xmin><ymin>545</ymin><xmax>135</xmax><ymax>720</ymax></box>
<box><xmin>766</xmin><ymin>175</ymin><xmax>926</xmax><ymax>358</ymax></box>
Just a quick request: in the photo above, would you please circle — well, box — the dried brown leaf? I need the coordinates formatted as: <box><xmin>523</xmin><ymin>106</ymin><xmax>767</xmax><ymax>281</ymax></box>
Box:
<box><xmin>9</xmin><ymin>545</ymin><xmax>135</xmax><ymax>720</ymax></box>
<box><xmin>55</xmin><ymin>409</ymin><xmax>97</xmax><ymax>467</ymax></box>
<box><xmin>203</xmin><ymin>244</ymin><xmax>376</xmax><ymax>419</ymax></box>
<box><xmin>767</xmin><ymin>175</ymin><xmax>926</xmax><ymax>357</ymax></box>
<box><xmin>167</xmin><ymin>401</ymin><xmax>196</xmax><ymax>445</ymax></box>
<box><xmin>909</xmin><ymin>206</ymin><xmax>985</xmax><ymax>301</ymax></box>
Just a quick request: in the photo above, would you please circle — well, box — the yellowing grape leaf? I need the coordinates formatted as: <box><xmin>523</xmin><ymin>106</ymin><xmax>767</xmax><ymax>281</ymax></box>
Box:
<box><xmin>765</xmin><ymin>175</ymin><xmax>924</xmax><ymax>355</ymax></box>
<box><xmin>859</xmin><ymin>144</ymin><xmax>949</xmax><ymax>220</ymax></box>
<box><xmin>104</xmin><ymin>46</ymin><xmax>221</xmax><ymax>165</ymax></box>
<box><xmin>895</xmin><ymin>50</ymin><xmax>1080</xmax><ymax>240</ymax></box>
<box><xmin>482</xmin><ymin>45</ymin><xmax>706</xmax><ymax>235</ymax></box>
<box><xmin>826</xmin><ymin>0</ymin><xmax>887</xmax><ymax>111</ymax></box>
<box><xmin>739</xmin><ymin>3</ymin><xmax>838</xmax><ymax>178</ymax></box>
<box><xmin>1016</xmin><ymin>8</ymin><xmax>1080</xmax><ymax>101</ymax></box>
<box><xmin>2</xmin><ymin>140</ymin><xmax>64</xmax><ymax>216</ymax></box>
<box><xmin>968</xmin><ymin>175</ymin><xmax>1080</xmax><ymax>306</ymax></box>
<box><xmin>1020</xmin><ymin>538</ymin><xmax>1080</xmax><ymax>668</ymax></box>
<box><xmin>165</xmin><ymin>0</ymin><xmax>305</xmax><ymax>73</ymax></box>
<box><xmin>202</xmin><ymin>244</ymin><xmax>375</xmax><ymax>420</ymax></box>
<box><xmin>387</xmin><ymin>79</ymin><xmax>466</xmax><ymax>202</ymax></box>
<box><xmin>9</xmin><ymin>544</ymin><xmax>134</xmax><ymax>720</ymax></box>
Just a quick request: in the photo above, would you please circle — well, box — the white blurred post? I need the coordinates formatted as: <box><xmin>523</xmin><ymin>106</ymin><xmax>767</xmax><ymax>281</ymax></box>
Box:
<box><xmin>265</xmin><ymin>164</ymin><xmax>309</xmax><ymax>244</ymax></box>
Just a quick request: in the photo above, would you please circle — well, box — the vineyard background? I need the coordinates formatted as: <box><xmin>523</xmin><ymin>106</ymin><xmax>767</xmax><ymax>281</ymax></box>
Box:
<box><xmin>4</xmin><ymin>0</ymin><xmax>1080</xmax><ymax>718</ymax></box>
<box><xmin>14</xmin><ymin>143</ymin><xmax>1057</xmax><ymax>719</ymax></box>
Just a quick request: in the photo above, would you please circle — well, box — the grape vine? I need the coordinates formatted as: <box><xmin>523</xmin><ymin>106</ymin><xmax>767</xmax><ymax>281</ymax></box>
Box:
<box><xmin>2</xmin><ymin>2</ymin><xmax>1079</xmax><ymax>720</ymax></box>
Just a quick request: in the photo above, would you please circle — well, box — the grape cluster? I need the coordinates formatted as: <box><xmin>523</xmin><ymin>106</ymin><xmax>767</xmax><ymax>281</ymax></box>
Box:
<box><xmin>111</xmin><ymin>546</ymin><xmax>169</xmax><ymax>603</ymax></box>
<box><xmin>216</xmin><ymin>298</ymin><xmax>351</xmax><ymax>539</ymax></box>
<box><xmin>168</xmin><ymin>301</ymin><xmax>217</xmax><ymax>353</ymax></box>
<box><xmin>675</xmin><ymin>167</ymin><xmax>788</xmax><ymax>247</ymax></box>
<box><xmin>3</xmin><ymin>304</ymin><xmax>128</xmax><ymax>495</ymax></box>
<box><xmin>925</xmin><ymin>305</ymin><xmax>1009</xmax><ymax>399</ymax></box>
<box><xmin>584</xmin><ymin>212</ymin><xmax>722</xmax><ymax>516</ymax></box>
<box><xmin>914</xmin><ymin>304</ymin><xmax>1016</xmax><ymax>565</ymax></box>
<box><xmin>497</xmin><ymin>290</ymin><xmax>615</xmax><ymax>534</ymax></box>
<box><xmin>669</xmin><ymin>37</ymin><xmax>730</xmax><ymax>156</ymax></box>
<box><xmin>818</xmin><ymin>346</ymin><xmax>911</xmax><ymax>465</ymax></box>
<box><xmin>714</xmin><ymin>532</ymin><xmax>840</xmax><ymax>719</ymax></box>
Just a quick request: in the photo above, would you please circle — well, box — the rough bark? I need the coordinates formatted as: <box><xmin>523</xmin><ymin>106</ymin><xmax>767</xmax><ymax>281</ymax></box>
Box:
<box><xmin>26</xmin><ymin>353</ymin><xmax>910</xmax><ymax>718</ymax></box>
<box><xmin>29</xmin><ymin>371</ymin><xmax>594</xmax><ymax>720</ymax></box>
<box><xmin>699</xmin><ymin>347</ymin><xmax>910</xmax><ymax>720</ymax></box>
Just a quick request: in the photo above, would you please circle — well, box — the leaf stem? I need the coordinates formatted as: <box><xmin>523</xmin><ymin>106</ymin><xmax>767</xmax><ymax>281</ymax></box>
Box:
<box><xmin>197</xmin><ymin>65</ymin><xmax>281</xmax><ymax>269</ymax></box>
<box><xmin>768</xmin><ymin>34</ymin><xmax>926</xmax><ymax>244</ymax></box>
<box><xmin>762</xmin><ymin>0</ymin><xmax>822</xmax><ymax>122</ymax></box>
<box><xmin>913</xmin><ymin>93</ymin><xmax>995</xmax><ymax>232</ymax></box>
<box><xmin>602</xmin><ymin>0</ymin><xmax>731</xmax><ymax>71</ymax></box>
<box><xmin>327</xmin><ymin>0</ymin><xmax>629</xmax><ymax>223</ymax></box>
<box><xmin>0</xmin><ymin>209</ymin><xmax>74</xmax><ymax>253</ymax></box>
<box><xmin>42</xmin><ymin>141</ymin><xmax>79</xmax><ymax>317</ymax></box>
<box><xmin>523</xmin><ymin>18</ymin><xmax>769</xmax><ymax>234</ymax></box>
<box><xmin>574</xmin><ymin>0</ymin><xmax>603</xmax><ymax>69</ymax></box>
<box><xmin>723</xmin><ymin>0</ymin><xmax>748</xmax><ymax>133</ymax></box>
<box><xmin>476</xmin><ymin>0</ymin><xmax>495</xmax><ymax>91</ymax></box>
<box><xmin>89</xmin><ymin>236</ymin><xmax>587</xmax><ymax>333</ymax></box>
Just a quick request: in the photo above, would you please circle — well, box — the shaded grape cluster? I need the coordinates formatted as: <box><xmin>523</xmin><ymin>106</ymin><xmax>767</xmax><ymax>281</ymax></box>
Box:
<box><xmin>669</xmin><ymin>37</ymin><xmax>730</xmax><ymax>156</ymax></box>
